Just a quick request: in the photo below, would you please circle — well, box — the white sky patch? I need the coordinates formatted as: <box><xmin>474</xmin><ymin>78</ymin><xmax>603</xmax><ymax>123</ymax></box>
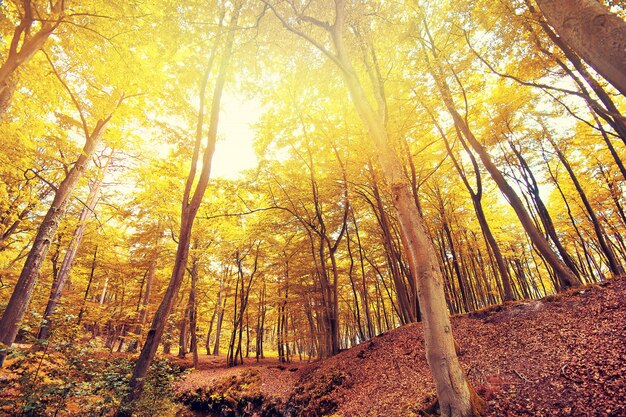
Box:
<box><xmin>212</xmin><ymin>94</ymin><xmax>261</xmax><ymax>179</ymax></box>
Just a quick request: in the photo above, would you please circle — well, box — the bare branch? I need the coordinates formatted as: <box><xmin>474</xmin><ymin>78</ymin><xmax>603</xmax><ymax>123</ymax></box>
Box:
<box><xmin>42</xmin><ymin>49</ymin><xmax>90</xmax><ymax>139</ymax></box>
<box><xmin>463</xmin><ymin>30</ymin><xmax>583</xmax><ymax>98</ymax></box>
<box><xmin>24</xmin><ymin>168</ymin><xmax>58</xmax><ymax>192</ymax></box>
<box><xmin>300</xmin><ymin>15</ymin><xmax>330</xmax><ymax>30</ymax></box>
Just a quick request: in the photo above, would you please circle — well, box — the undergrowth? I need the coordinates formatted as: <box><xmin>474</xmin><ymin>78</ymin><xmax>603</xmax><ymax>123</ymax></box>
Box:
<box><xmin>177</xmin><ymin>369</ymin><xmax>282</xmax><ymax>417</ymax></box>
<box><xmin>0</xmin><ymin>316</ymin><xmax>186</xmax><ymax>417</ymax></box>
<box><xmin>177</xmin><ymin>366</ymin><xmax>347</xmax><ymax>417</ymax></box>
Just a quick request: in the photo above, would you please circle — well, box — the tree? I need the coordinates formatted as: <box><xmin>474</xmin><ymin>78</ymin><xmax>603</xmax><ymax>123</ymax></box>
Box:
<box><xmin>264</xmin><ymin>1</ymin><xmax>484</xmax><ymax>414</ymax></box>
<box><xmin>117</xmin><ymin>3</ymin><xmax>240</xmax><ymax>413</ymax></box>
<box><xmin>227</xmin><ymin>243</ymin><xmax>260</xmax><ymax>367</ymax></box>
<box><xmin>426</xmin><ymin>108</ymin><xmax>515</xmax><ymax>302</ymax></box>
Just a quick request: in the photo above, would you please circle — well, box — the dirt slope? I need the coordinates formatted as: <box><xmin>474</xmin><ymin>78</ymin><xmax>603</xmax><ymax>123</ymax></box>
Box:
<box><xmin>177</xmin><ymin>277</ymin><xmax>626</xmax><ymax>416</ymax></box>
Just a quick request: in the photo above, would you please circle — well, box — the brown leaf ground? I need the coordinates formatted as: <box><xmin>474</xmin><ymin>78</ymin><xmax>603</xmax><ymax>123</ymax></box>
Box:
<box><xmin>176</xmin><ymin>276</ymin><xmax>626</xmax><ymax>416</ymax></box>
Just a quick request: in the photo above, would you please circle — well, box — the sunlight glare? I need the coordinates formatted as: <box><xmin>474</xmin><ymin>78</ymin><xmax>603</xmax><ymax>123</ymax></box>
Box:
<box><xmin>211</xmin><ymin>94</ymin><xmax>260</xmax><ymax>179</ymax></box>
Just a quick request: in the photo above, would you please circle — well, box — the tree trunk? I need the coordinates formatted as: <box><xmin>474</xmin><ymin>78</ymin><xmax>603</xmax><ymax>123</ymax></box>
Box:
<box><xmin>256</xmin><ymin>279</ymin><xmax>266</xmax><ymax>361</ymax></box>
<box><xmin>519</xmin><ymin>2</ymin><xmax>626</xmax><ymax>147</ymax></box>
<box><xmin>438</xmin><ymin>195</ymin><xmax>471</xmax><ymax>313</ymax></box>
<box><xmin>367</xmin><ymin>171</ymin><xmax>417</xmax><ymax>323</ymax></box>
<box><xmin>228</xmin><ymin>246</ymin><xmax>259</xmax><ymax>367</ymax></box>
<box><xmin>128</xmin><ymin>254</ymin><xmax>157</xmax><ymax>352</ymax></box>
<box><xmin>346</xmin><ymin>225</ymin><xmax>365</xmax><ymax>341</ymax></box>
<box><xmin>352</xmin><ymin>213</ymin><xmax>375</xmax><ymax>338</ymax></box>
<box><xmin>536</xmin><ymin>0</ymin><xmax>626</xmax><ymax>97</ymax></box>
<box><xmin>178</xmin><ymin>292</ymin><xmax>190</xmax><ymax>358</ymax></box>
<box><xmin>227</xmin><ymin>255</ymin><xmax>242</xmax><ymax>367</ymax></box>
<box><xmin>189</xmin><ymin>261</ymin><xmax>199</xmax><ymax>368</ymax></box>
<box><xmin>433</xmin><ymin>116</ymin><xmax>515</xmax><ymax>302</ymax></box>
<box><xmin>77</xmin><ymin>246</ymin><xmax>98</xmax><ymax>325</ymax></box>
<box><xmin>205</xmin><ymin>301</ymin><xmax>217</xmax><ymax>356</ymax></box>
<box><xmin>548</xmin><ymin>138</ymin><xmax>624</xmax><ymax>276</ymax></box>
<box><xmin>508</xmin><ymin>142</ymin><xmax>582</xmax><ymax>285</ymax></box>
<box><xmin>213</xmin><ymin>295</ymin><xmax>227</xmax><ymax>356</ymax></box>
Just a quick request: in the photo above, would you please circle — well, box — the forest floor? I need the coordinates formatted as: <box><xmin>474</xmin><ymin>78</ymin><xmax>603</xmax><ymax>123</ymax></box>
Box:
<box><xmin>174</xmin><ymin>276</ymin><xmax>626</xmax><ymax>417</ymax></box>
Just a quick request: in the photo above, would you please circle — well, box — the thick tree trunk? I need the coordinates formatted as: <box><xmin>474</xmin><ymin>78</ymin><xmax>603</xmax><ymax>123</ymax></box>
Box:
<box><xmin>123</xmin><ymin>205</ymin><xmax>194</xmax><ymax>410</ymax></box>
<box><xmin>520</xmin><ymin>1</ymin><xmax>626</xmax><ymax>147</ymax></box>
<box><xmin>536</xmin><ymin>0</ymin><xmax>626</xmax><ymax>97</ymax></box>
<box><xmin>0</xmin><ymin>78</ymin><xmax>16</xmax><ymax>118</ymax></box>
<box><xmin>0</xmin><ymin>118</ymin><xmax>109</xmax><ymax>366</ymax></box>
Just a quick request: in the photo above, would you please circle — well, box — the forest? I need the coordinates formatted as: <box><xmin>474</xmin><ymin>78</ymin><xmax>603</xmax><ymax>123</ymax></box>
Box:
<box><xmin>0</xmin><ymin>0</ymin><xmax>625</xmax><ymax>416</ymax></box>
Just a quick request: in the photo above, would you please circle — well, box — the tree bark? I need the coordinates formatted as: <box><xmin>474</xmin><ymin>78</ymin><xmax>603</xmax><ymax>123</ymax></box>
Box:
<box><xmin>536</xmin><ymin>0</ymin><xmax>626</xmax><ymax>97</ymax></box>
<box><xmin>517</xmin><ymin>1</ymin><xmax>626</xmax><ymax>147</ymax></box>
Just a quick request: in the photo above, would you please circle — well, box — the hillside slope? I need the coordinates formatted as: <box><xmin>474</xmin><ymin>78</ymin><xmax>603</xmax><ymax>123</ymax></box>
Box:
<box><xmin>177</xmin><ymin>277</ymin><xmax>626</xmax><ymax>416</ymax></box>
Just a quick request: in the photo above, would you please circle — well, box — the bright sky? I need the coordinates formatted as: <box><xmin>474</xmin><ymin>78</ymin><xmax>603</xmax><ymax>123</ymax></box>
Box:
<box><xmin>211</xmin><ymin>94</ymin><xmax>260</xmax><ymax>179</ymax></box>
